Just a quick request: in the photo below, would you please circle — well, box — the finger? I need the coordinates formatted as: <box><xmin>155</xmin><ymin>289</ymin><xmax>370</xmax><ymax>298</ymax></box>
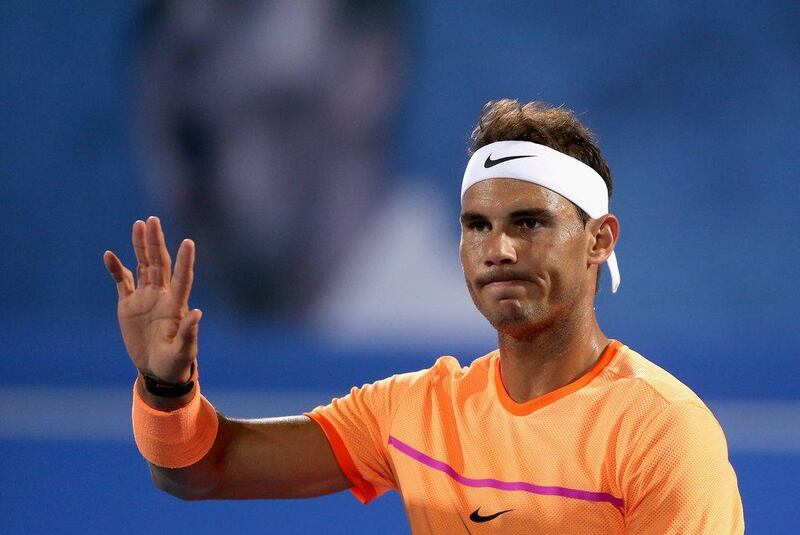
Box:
<box><xmin>145</xmin><ymin>216</ymin><xmax>171</xmax><ymax>287</ymax></box>
<box><xmin>131</xmin><ymin>220</ymin><xmax>150</xmax><ymax>287</ymax></box>
<box><xmin>103</xmin><ymin>250</ymin><xmax>134</xmax><ymax>299</ymax></box>
<box><xmin>175</xmin><ymin>308</ymin><xmax>202</xmax><ymax>362</ymax></box>
<box><xmin>170</xmin><ymin>239</ymin><xmax>195</xmax><ymax>307</ymax></box>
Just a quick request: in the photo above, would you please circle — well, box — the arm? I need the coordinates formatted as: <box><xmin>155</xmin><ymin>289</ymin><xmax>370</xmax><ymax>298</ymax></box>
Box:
<box><xmin>623</xmin><ymin>402</ymin><xmax>744</xmax><ymax>534</ymax></box>
<box><xmin>105</xmin><ymin>217</ymin><xmax>351</xmax><ymax>500</ymax></box>
<box><xmin>146</xmin><ymin>414</ymin><xmax>350</xmax><ymax>500</ymax></box>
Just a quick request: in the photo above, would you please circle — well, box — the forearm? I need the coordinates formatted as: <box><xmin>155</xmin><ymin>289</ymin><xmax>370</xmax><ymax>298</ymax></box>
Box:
<box><xmin>145</xmin><ymin>415</ymin><xmax>228</xmax><ymax>500</ymax></box>
<box><xmin>204</xmin><ymin>415</ymin><xmax>348</xmax><ymax>499</ymax></box>
<box><xmin>134</xmin><ymin>379</ymin><xmax>351</xmax><ymax>500</ymax></box>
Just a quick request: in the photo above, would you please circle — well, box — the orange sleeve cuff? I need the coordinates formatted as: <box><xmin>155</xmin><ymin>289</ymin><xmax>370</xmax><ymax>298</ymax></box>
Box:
<box><xmin>305</xmin><ymin>411</ymin><xmax>378</xmax><ymax>504</ymax></box>
<box><xmin>132</xmin><ymin>378</ymin><xmax>219</xmax><ymax>468</ymax></box>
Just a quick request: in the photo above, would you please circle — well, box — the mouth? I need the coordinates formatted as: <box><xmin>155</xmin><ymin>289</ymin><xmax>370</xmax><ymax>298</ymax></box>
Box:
<box><xmin>483</xmin><ymin>279</ymin><xmax>529</xmax><ymax>288</ymax></box>
<box><xmin>477</xmin><ymin>270</ymin><xmax>533</xmax><ymax>289</ymax></box>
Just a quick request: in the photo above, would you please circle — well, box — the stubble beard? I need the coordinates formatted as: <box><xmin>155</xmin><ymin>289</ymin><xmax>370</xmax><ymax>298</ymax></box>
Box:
<box><xmin>467</xmin><ymin>282</ymin><xmax>554</xmax><ymax>339</ymax></box>
<box><xmin>490</xmin><ymin>301</ymin><xmax>556</xmax><ymax>338</ymax></box>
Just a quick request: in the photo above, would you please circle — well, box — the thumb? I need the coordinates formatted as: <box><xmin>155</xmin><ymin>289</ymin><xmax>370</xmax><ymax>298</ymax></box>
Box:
<box><xmin>176</xmin><ymin>308</ymin><xmax>203</xmax><ymax>358</ymax></box>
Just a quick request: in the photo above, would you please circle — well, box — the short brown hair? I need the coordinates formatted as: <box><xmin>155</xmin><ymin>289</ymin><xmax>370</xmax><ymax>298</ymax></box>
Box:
<box><xmin>469</xmin><ymin>99</ymin><xmax>613</xmax><ymax>225</ymax></box>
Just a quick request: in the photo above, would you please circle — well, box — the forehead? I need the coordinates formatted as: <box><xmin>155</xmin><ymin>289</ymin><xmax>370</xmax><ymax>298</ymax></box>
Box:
<box><xmin>461</xmin><ymin>178</ymin><xmax>573</xmax><ymax>216</ymax></box>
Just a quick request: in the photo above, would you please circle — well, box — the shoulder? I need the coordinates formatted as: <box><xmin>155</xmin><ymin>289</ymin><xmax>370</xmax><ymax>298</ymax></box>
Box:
<box><xmin>603</xmin><ymin>345</ymin><xmax>732</xmax><ymax>472</ymax></box>
<box><xmin>343</xmin><ymin>352</ymin><xmax>493</xmax><ymax>415</ymax></box>
<box><xmin>373</xmin><ymin>351</ymin><xmax>495</xmax><ymax>397</ymax></box>
<box><xmin>597</xmin><ymin>344</ymin><xmax>729</xmax><ymax>460</ymax></box>
<box><xmin>605</xmin><ymin>343</ymin><xmax>708</xmax><ymax>410</ymax></box>
<box><xmin>620</xmin><ymin>391</ymin><xmax>741</xmax><ymax>530</ymax></box>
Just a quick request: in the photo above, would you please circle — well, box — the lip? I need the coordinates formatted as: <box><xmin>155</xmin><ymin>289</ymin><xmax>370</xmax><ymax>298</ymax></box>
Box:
<box><xmin>483</xmin><ymin>279</ymin><xmax>529</xmax><ymax>288</ymax></box>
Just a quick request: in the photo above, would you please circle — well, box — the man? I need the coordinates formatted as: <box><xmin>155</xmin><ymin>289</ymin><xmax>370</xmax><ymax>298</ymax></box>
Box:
<box><xmin>104</xmin><ymin>100</ymin><xmax>744</xmax><ymax>533</ymax></box>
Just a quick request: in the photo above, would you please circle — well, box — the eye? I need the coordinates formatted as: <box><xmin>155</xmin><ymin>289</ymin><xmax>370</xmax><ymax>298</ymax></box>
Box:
<box><xmin>468</xmin><ymin>221</ymin><xmax>490</xmax><ymax>232</ymax></box>
<box><xmin>517</xmin><ymin>218</ymin><xmax>542</xmax><ymax>230</ymax></box>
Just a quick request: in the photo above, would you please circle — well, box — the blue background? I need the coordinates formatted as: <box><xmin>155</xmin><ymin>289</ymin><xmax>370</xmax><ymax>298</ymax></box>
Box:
<box><xmin>1</xmin><ymin>1</ymin><xmax>798</xmax><ymax>533</ymax></box>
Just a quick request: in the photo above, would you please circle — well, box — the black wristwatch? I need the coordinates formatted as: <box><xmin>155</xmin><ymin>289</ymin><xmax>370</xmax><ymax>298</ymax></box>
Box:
<box><xmin>141</xmin><ymin>363</ymin><xmax>196</xmax><ymax>398</ymax></box>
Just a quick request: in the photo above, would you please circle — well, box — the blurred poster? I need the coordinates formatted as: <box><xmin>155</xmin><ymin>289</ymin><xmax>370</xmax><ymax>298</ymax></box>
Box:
<box><xmin>136</xmin><ymin>0</ymin><xmax>492</xmax><ymax>347</ymax></box>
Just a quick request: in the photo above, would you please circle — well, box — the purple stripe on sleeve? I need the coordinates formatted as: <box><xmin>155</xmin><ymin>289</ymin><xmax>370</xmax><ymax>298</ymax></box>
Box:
<box><xmin>388</xmin><ymin>435</ymin><xmax>623</xmax><ymax>509</ymax></box>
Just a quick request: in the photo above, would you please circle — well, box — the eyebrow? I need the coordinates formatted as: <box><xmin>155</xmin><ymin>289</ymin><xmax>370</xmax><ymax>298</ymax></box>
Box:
<box><xmin>459</xmin><ymin>208</ymin><xmax>554</xmax><ymax>224</ymax></box>
<box><xmin>459</xmin><ymin>212</ymin><xmax>486</xmax><ymax>224</ymax></box>
<box><xmin>509</xmin><ymin>208</ymin><xmax>554</xmax><ymax>219</ymax></box>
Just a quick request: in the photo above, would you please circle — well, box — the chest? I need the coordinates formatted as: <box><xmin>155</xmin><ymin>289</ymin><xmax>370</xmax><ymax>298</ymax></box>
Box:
<box><xmin>385</xmin><ymin>398</ymin><xmax>626</xmax><ymax>534</ymax></box>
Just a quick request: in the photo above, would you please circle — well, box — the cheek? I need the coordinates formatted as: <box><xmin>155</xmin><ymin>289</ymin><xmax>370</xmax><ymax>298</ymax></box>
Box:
<box><xmin>548</xmin><ymin>237</ymin><xmax>587</xmax><ymax>280</ymax></box>
<box><xmin>529</xmin><ymin>236</ymin><xmax>581</xmax><ymax>280</ymax></box>
<box><xmin>459</xmin><ymin>238</ymin><xmax>480</xmax><ymax>270</ymax></box>
<box><xmin>459</xmin><ymin>243</ymin><xmax>483</xmax><ymax>297</ymax></box>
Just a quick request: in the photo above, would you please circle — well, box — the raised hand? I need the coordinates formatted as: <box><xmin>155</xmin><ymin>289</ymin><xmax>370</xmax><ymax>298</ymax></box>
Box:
<box><xmin>103</xmin><ymin>216</ymin><xmax>202</xmax><ymax>384</ymax></box>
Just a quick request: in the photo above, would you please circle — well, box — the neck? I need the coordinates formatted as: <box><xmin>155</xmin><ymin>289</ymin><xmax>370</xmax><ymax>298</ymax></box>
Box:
<box><xmin>496</xmin><ymin>305</ymin><xmax>608</xmax><ymax>404</ymax></box>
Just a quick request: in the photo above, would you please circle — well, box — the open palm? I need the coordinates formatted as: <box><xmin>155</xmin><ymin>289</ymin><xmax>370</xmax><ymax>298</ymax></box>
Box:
<box><xmin>103</xmin><ymin>217</ymin><xmax>202</xmax><ymax>384</ymax></box>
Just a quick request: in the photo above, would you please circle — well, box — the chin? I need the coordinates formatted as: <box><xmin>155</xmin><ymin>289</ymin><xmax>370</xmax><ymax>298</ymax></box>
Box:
<box><xmin>484</xmin><ymin>302</ymin><xmax>547</xmax><ymax>337</ymax></box>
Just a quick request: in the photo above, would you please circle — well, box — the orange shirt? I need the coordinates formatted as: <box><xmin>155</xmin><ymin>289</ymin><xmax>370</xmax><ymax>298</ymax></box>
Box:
<box><xmin>306</xmin><ymin>341</ymin><xmax>744</xmax><ymax>534</ymax></box>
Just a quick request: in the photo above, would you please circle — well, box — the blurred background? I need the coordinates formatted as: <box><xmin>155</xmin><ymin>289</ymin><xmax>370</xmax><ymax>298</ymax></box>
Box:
<box><xmin>1</xmin><ymin>0</ymin><xmax>798</xmax><ymax>532</ymax></box>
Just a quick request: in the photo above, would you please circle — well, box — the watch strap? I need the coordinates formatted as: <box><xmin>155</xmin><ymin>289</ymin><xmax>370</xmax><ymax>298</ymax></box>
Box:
<box><xmin>141</xmin><ymin>363</ymin><xmax>196</xmax><ymax>398</ymax></box>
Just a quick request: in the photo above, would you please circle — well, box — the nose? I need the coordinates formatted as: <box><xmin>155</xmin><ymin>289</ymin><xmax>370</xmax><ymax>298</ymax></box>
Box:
<box><xmin>484</xmin><ymin>231</ymin><xmax>517</xmax><ymax>266</ymax></box>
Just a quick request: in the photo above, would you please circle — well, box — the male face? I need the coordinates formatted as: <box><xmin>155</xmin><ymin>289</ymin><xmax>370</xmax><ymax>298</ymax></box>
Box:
<box><xmin>459</xmin><ymin>178</ymin><xmax>595</xmax><ymax>337</ymax></box>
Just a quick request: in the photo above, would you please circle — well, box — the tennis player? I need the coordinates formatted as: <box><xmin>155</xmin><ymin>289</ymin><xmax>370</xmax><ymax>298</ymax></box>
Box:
<box><xmin>104</xmin><ymin>100</ymin><xmax>744</xmax><ymax>533</ymax></box>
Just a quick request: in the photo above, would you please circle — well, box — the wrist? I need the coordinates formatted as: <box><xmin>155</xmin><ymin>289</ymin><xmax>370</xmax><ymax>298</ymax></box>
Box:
<box><xmin>141</xmin><ymin>362</ymin><xmax>196</xmax><ymax>396</ymax></box>
<box><xmin>136</xmin><ymin>362</ymin><xmax>198</xmax><ymax>411</ymax></box>
<box><xmin>132</xmin><ymin>380</ymin><xmax>219</xmax><ymax>468</ymax></box>
<box><xmin>138</xmin><ymin>360</ymin><xmax>195</xmax><ymax>386</ymax></box>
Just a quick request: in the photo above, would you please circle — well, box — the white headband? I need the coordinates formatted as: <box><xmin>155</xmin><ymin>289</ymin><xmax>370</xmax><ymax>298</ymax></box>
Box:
<box><xmin>461</xmin><ymin>140</ymin><xmax>620</xmax><ymax>293</ymax></box>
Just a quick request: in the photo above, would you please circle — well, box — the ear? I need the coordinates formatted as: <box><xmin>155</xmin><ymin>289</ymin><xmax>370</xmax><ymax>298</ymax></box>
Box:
<box><xmin>587</xmin><ymin>214</ymin><xmax>619</xmax><ymax>267</ymax></box>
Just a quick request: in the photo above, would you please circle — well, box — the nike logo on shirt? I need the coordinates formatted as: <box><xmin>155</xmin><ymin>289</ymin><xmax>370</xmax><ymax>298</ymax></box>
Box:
<box><xmin>469</xmin><ymin>507</ymin><xmax>513</xmax><ymax>523</ymax></box>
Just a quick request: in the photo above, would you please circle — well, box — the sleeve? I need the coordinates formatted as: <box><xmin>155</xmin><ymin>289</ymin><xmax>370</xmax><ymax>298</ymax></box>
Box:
<box><xmin>304</xmin><ymin>370</ymin><xmax>422</xmax><ymax>504</ymax></box>
<box><xmin>623</xmin><ymin>401</ymin><xmax>745</xmax><ymax>534</ymax></box>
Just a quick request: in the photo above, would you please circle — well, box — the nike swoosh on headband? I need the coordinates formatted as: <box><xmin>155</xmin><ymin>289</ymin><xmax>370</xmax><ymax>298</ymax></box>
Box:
<box><xmin>484</xmin><ymin>154</ymin><xmax>536</xmax><ymax>168</ymax></box>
